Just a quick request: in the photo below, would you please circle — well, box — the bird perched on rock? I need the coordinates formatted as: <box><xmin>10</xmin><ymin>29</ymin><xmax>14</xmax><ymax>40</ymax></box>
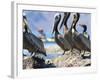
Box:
<box><xmin>23</xmin><ymin>14</ymin><xmax>47</xmax><ymax>68</ymax></box>
<box><xmin>52</xmin><ymin>13</ymin><xmax>71</xmax><ymax>55</ymax></box>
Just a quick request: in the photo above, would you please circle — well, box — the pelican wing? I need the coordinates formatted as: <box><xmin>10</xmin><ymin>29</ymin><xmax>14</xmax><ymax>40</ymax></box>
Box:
<box><xmin>79</xmin><ymin>34</ymin><xmax>91</xmax><ymax>50</ymax></box>
<box><xmin>72</xmin><ymin>32</ymin><xmax>91</xmax><ymax>51</ymax></box>
<box><xmin>23</xmin><ymin>32</ymin><xmax>46</xmax><ymax>56</ymax></box>
<box><xmin>58</xmin><ymin>34</ymin><xmax>71</xmax><ymax>50</ymax></box>
<box><xmin>57</xmin><ymin>35</ymin><xmax>65</xmax><ymax>46</ymax></box>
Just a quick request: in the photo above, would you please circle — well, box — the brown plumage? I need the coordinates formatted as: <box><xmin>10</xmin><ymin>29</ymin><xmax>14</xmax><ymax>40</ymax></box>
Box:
<box><xmin>52</xmin><ymin>13</ymin><xmax>71</xmax><ymax>55</ymax></box>
<box><xmin>60</xmin><ymin>12</ymin><xmax>73</xmax><ymax>52</ymax></box>
<box><xmin>71</xmin><ymin>13</ymin><xmax>91</xmax><ymax>53</ymax></box>
<box><xmin>23</xmin><ymin>15</ymin><xmax>46</xmax><ymax>57</ymax></box>
<box><xmin>23</xmin><ymin>32</ymin><xmax>46</xmax><ymax>56</ymax></box>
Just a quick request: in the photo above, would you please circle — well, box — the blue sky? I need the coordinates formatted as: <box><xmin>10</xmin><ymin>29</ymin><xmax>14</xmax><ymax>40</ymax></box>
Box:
<box><xmin>23</xmin><ymin>10</ymin><xmax>91</xmax><ymax>38</ymax></box>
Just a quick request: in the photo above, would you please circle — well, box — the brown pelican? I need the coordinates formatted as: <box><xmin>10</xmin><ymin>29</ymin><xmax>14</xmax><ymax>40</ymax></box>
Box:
<box><xmin>71</xmin><ymin>13</ymin><xmax>91</xmax><ymax>54</ymax></box>
<box><xmin>23</xmin><ymin>15</ymin><xmax>47</xmax><ymax>68</ymax></box>
<box><xmin>52</xmin><ymin>13</ymin><xmax>71</xmax><ymax>55</ymax></box>
<box><xmin>23</xmin><ymin>32</ymin><xmax>47</xmax><ymax>57</ymax></box>
<box><xmin>60</xmin><ymin>12</ymin><xmax>73</xmax><ymax>52</ymax></box>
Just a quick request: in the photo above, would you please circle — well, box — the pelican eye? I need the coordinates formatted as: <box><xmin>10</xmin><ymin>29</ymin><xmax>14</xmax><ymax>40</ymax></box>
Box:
<box><xmin>74</xmin><ymin>15</ymin><xmax>76</xmax><ymax>18</ymax></box>
<box><xmin>55</xmin><ymin>15</ymin><xmax>60</xmax><ymax>20</ymax></box>
<box><xmin>56</xmin><ymin>16</ymin><xmax>58</xmax><ymax>19</ymax></box>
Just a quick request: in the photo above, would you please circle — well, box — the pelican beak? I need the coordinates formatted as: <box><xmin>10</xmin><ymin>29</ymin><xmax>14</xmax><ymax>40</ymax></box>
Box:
<box><xmin>52</xmin><ymin>20</ymin><xmax>57</xmax><ymax>34</ymax></box>
<box><xmin>59</xmin><ymin>15</ymin><xmax>64</xmax><ymax>29</ymax></box>
<box><xmin>59</xmin><ymin>12</ymin><xmax>70</xmax><ymax>30</ymax></box>
<box><xmin>52</xmin><ymin>26</ymin><xmax>55</xmax><ymax>34</ymax></box>
<box><xmin>59</xmin><ymin>13</ymin><xmax>66</xmax><ymax>29</ymax></box>
<box><xmin>52</xmin><ymin>14</ymin><xmax>60</xmax><ymax>34</ymax></box>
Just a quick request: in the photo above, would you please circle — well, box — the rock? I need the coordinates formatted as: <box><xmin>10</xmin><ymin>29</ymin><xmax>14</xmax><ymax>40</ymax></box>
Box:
<box><xmin>52</xmin><ymin>49</ymin><xmax>91</xmax><ymax>67</ymax></box>
<box><xmin>23</xmin><ymin>56</ymin><xmax>33</xmax><ymax>69</ymax></box>
<box><xmin>23</xmin><ymin>49</ymin><xmax>91</xmax><ymax>69</ymax></box>
<box><xmin>23</xmin><ymin>56</ymin><xmax>46</xmax><ymax>69</ymax></box>
<box><xmin>23</xmin><ymin>56</ymin><xmax>56</xmax><ymax>69</ymax></box>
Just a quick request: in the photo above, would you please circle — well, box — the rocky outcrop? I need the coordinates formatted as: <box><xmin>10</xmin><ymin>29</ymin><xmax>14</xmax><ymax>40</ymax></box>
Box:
<box><xmin>52</xmin><ymin>49</ymin><xmax>91</xmax><ymax>67</ymax></box>
<box><xmin>23</xmin><ymin>49</ymin><xmax>91</xmax><ymax>69</ymax></box>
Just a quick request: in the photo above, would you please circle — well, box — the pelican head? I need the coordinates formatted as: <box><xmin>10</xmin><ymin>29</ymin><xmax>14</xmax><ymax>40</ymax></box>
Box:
<box><xmin>52</xmin><ymin>13</ymin><xmax>61</xmax><ymax>34</ymax></box>
<box><xmin>23</xmin><ymin>14</ymin><xmax>27</xmax><ymax>25</ymax></box>
<box><xmin>60</xmin><ymin>12</ymin><xmax>70</xmax><ymax>29</ymax></box>
<box><xmin>74</xmin><ymin>13</ymin><xmax>80</xmax><ymax>20</ymax></box>
<box><xmin>23</xmin><ymin>12</ymin><xmax>27</xmax><ymax>21</ymax></box>
<box><xmin>23</xmin><ymin>15</ymin><xmax>27</xmax><ymax>20</ymax></box>
<box><xmin>72</xmin><ymin>13</ymin><xmax>80</xmax><ymax>31</ymax></box>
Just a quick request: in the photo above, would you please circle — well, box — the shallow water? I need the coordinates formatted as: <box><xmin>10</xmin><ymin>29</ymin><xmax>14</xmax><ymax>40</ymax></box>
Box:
<box><xmin>46</xmin><ymin>53</ymin><xmax>62</xmax><ymax>59</ymax></box>
<box><xmin>44</xmin><ymin>42</ymin><xmax>62</xmax><ymax>59</ymax></box>
<box><xmin>44</xmin><ymin>42</ymin><xmax>57</xmax><ymax>48</ymax></box>
<box><xmin>23</xmin><ymin>42</ymin><xmax>62</xmax><ymax>59</ymax></box>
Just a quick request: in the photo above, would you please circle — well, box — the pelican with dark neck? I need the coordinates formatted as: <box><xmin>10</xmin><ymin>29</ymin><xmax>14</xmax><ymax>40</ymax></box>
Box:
<box><xmin>71</xmin><ymin>13</ymin><xmax>80</xmax><ymax>33</ymax></box>
<box><xmin>72</xmin><ymin>13</ymin><xmax>91</xmax><ymax>58</ymax></box>
<box><xmin>52</xmin><ymin>13</ymin><xmax>61</xmax><ymax>34</ymax></box>
<box><xmin>59</xmin><ymin>12</ymin><xmax>73</xmax><ymax>52</ymax></box>
<box><xmin>23</xmin><ymin>15</ymin><xmax>47</xmax><ymax>68</ymax></box>
<box><xmin>52</xmin><ymin>13</ymin><xmax>71</xmax><ymax>55</ymax></box>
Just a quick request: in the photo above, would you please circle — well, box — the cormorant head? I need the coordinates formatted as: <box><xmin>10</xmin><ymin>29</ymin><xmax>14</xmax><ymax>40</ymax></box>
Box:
<box><xmin>79</xmin><ymin>24</ymin><xmax>90</xmax><ymax>39</ymax></box>
<box><xmin>52</xmin><ymin>13</ymin><xmax>61</xmax><ymax>34</ymax></box>
<box><xmin>60</xmin><ymin>12</ymin><xmax>70</xmax><ymax>29</ymax></box>
<box><xmin>79</xmin><ymin>24</ymin><xmax>87</xmax><ymax>33</ymax></box>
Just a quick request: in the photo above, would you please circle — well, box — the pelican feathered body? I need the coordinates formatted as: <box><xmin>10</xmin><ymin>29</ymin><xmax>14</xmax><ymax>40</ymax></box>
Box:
<box><xmin>23</xmin><ymin>15</ymin><xmax>46</xmax><ymax>56</ymax></box>
<box><xmin>60</xmin><ymin>12</ymin><xmax>73</xmax><ymax>52</ymax></box>
<box><xmin>72</xmin><ymin>13</ymin><xmax>91</xmax><ymax>52</ymax></box>
<box><xmin>52</xmin><ymin>13</ymin><xmax>70</xmax><ymax>55</ymax></box>
<box><xmin>23</xmin><ymin>32</ymin><xmax>46</xmax><ymax>56</ymax></box>
<box><xmin>23</xmin><ymin>15</ymin><xmax>47</xmax><ymax>68</ymax></box>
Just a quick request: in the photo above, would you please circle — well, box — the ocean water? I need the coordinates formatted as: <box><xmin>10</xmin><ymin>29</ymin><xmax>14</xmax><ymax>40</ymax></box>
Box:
<box><xmin>44</xmin><ymin>42</ymin><xmax>62</xmax><ymax>59</ymax></box>
<box><xmin>46</xmin><ymin>53</ymin><xmax>61</xmax><ymax>59</ymax></box>
<box><xmin>23</xmin><ymin>42</ymin><xmax>62</xmax><ymax>59</ymax></box>
<box><xmin>44</xmin><ymin>42</ymin><xmax>57</xmax><ymax>48</ymax></box>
